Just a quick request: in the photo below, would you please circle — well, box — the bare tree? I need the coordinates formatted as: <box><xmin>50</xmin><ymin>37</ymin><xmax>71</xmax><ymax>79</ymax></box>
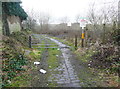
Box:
<box><xmin>58</xmin><ymin>16</ymin><xmax>70</xmax><ymax>31</ymax></box>
<box><xmin>23</xmin><ymin>9</ymin><xmax>37</xmax><ymax>31</ymax></box>
<box><xmin>87</xmin><ymin>1</ymin><xmax>118</xmax><ymax>43</ymax></box>
<box><xmin>37</xmin><ymin>12</ymin><xmax>51</xmax><ymax>31</ymax></box>
<box><xmin>75</xmin><ymin>14</ymin><xmax>81</xmax><ymax>23</ymax></box>
<box><xmin>60</xmin><ymin>16</ymin><xmax>69</xmax><ymax>24</ymax></box>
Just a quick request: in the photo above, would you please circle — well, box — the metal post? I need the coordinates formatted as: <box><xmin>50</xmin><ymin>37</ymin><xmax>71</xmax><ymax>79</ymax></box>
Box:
<box><xmin>81</xmin><ymin>29</ymin><xmax>84</xmax><ymax>47</ymax></box>
<box><xmin>29</xmin><ymin>36</ymin><xmax>32</xmax><ymax>48</ymax></box>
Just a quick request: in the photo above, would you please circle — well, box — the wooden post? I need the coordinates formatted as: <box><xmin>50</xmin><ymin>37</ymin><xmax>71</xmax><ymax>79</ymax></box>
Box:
<box><xmin>81</xmin><ymin>39</ymin><xmax>84</xmax><ymax>47</ymax></box>
<box><xmin>29</xmin><ymin>36</ymin><xmax>32</xmax><ymax>48</ymax></box>
<box><xmin>103</xmin><ymin>24</ymin><xmax>105</xmax><ymax>44</ymax></box>
<box><xmin>75</xmin><ymin>35</ymin><xmax>77</xmax><ymax>50</ymax></box>
<box><xmin>85</xmin><ymin>27</ymin><xmax>88</xmax><ymax>47</ymax></box>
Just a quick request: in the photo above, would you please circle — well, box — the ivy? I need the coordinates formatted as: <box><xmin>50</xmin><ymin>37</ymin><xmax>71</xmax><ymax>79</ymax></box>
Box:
<box><xmin>2</xmin><ymin>2</ymin><xmax>28</xmax><ymax>20</ymax></box>
<box><xmin>3</xmin><ymin>54</ymin><xmax>27</xmax><ymax>71</ymax></box>
<box><xmin>2</xmin><ymin>54</ymin><xmax>28</xmax><ymax>86</ymax></box>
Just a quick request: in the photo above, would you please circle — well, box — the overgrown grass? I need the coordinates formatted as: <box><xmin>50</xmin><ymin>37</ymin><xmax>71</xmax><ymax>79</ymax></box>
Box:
<box><xmin>75</xmin><ymin>47</ymin><xmax>96</xmax><ymax>63</ymax></box>
<box><xmin>6</xmin><ymin>34</ymin><xmax>47</xmax><ymax>87</ymax></box>
<box><xmin>2</xmin><ymin>31</ymin><xmax>30</xmax><ymax>87</ymax></box>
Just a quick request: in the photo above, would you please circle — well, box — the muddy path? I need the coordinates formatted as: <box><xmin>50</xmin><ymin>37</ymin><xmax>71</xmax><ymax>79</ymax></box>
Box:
<box><xmin>30</xmin><ymin>34</ymin><xmax>103</xmax><ymax>87</ymax></box>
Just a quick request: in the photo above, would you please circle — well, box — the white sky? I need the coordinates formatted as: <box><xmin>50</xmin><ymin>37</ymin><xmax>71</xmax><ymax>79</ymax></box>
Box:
<box><xmin>21</xmin><ymin>0</ymin><xmax>118</xmax><ymax>23</ymax></box>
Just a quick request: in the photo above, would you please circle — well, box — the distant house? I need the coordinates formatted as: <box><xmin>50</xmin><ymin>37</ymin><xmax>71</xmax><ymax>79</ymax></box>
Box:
<box><xmin>1</xmin><ymin>0</ymin><xmax>28</xmax><ymax>36</ymax></box>
<box><xmin>49</xmin><ymin>23</ymin><xmax>82</xmax><ymax>31</ymax></box>
<box><xmin>71</xmin><ymin>23</ymin><xmax>80</xmax><ymax>30</ymax></box>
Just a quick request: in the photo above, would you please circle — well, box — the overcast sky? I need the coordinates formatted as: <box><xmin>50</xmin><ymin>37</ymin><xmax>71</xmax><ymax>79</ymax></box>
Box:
<box><xmin>21</xmin><ymin>0</ymin><xmax>118</xmax><ymax>23</ymax></box>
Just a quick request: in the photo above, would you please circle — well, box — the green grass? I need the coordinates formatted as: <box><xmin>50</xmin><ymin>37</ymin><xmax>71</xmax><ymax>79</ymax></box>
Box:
<box><xmin>0</xmin><ymin>48</ymin><xmax>2</xmax><ymax>51</ymax></box>
<box><xmin>47</xmin><ymin>38</ymin><xmax>60</xmax><ymax>70</ymax></box>
<box><xmin>29</xmin><ymin>50</ymin><xmax>41</xmax><ymax>59</ymax></box>
<box><xmin>48</xmin><ymin>48</ymin><xmax>59</xmax><ymax>69</ymax></box>
<box><xmin>46</xmin><ymin>38</ymin><xmax>61</xmax><ymax>87</ymax></box>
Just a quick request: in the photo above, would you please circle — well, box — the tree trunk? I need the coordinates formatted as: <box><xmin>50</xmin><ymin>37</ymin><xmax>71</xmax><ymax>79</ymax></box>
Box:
<box><xmin>19</xmin><ymin>19</ymin><xmax>24</xmax><ymax>31</ymax></box>
<box><xmin>2</xmin><ymin>3</ymin><xmax>10</xmax><ymax>36</ymax></box>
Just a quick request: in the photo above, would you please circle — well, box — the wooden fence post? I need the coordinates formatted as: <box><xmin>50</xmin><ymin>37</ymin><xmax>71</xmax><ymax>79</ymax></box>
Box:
<box><xmin>29</xmin><ymin>36</ymin><xmax>32</xmax><ymax>48</ymax></box>
<box><xmin>103</xmin><ymin>24</ymin><xmax>105</xmax><ymax>44</ymax></box>
<box><xmin>85</xmin><ymin>27</ymin><xmax>88</xmax><ymax>47</ymax></box>
<box><xmin>75</xmin><ymin>35</ymin><xmax>77</xmax><ymax>50</ymax></box>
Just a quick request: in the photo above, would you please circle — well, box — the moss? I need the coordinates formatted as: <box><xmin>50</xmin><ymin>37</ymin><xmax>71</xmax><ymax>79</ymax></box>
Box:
<box><xmin>48</xmin><ymin>49</ymin><xmax>59</xmax><ymax>69</ymax></box>
<box><xmin>46</xmin><ymin>40</ymin><xmax>60</xmax><ymax>87</ymax></box>
<box><xmin>48</xmin><ymin>82</ymin><xmax>57</xmax><ymax>87</ymax></box>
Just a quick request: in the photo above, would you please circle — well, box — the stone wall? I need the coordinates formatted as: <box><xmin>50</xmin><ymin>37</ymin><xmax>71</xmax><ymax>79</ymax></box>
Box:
<box><xmin>7</xmin><ymin>16</ymin><xmax>21</xmax><ymax>34</ymax></box>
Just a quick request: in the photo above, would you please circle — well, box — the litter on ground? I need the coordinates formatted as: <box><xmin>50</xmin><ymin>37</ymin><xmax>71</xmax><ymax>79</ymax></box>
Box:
<box><xmin>34</xmin><ymin>62</ymin><xmax>40</xmax><ymax>65</ymax></box>
<box><xmin>39</xmin><ymin>69</ymin><xmax>47</xmax><ymax>74</ymax></box>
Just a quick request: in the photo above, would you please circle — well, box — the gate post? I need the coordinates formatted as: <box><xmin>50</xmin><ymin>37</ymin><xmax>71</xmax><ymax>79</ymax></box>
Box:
<box><xmin>75</xmin><ymin>35</ymin><xmax>77</xmax><ymax>50</ymax></box>
<box><xmin>29</xmin><ymin>36</ymin><xmax>32</xmax><ymax>48</ymax></box>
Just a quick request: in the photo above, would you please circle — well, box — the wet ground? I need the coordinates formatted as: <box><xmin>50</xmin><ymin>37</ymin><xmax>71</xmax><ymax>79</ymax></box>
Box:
<box><xmin>30</xmin><ymin>34</ymin><xmax>104</xmax><ymax>87</ymax></box>
<box><xmin>47</xmin><ymin>37</ymin><xmax>81</xmax><ymax>87</ymax></box>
